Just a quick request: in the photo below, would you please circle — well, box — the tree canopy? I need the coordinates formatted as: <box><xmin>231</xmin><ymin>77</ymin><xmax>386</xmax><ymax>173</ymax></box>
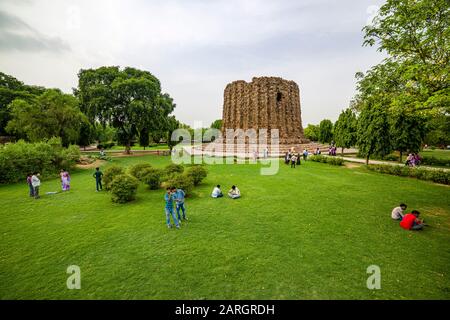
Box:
<box><xmin>334</xmin><ymin>108</ymin><xmax>357</xmax><ymax>154</ymax></box>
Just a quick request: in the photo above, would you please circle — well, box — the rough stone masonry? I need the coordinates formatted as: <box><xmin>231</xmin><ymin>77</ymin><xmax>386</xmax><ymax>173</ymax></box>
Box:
<box><xmin>221</xmin><ymin>76</ymin><xmax>307</xmax><ymax>145</ymax></box>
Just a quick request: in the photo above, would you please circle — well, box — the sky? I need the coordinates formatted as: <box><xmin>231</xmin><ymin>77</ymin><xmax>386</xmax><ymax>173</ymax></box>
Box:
<box><xmin>0</xmin><ymin>0</ymin><xmax>386</xmax><ymax>127</ymax></box>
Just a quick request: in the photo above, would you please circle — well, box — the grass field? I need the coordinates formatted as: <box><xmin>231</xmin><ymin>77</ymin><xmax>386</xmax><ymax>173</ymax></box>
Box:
<box><xmin>0</xmin><ymin>155</ymin><xmax>449</xmax><ymax>299</ymax></box>
<box><xmin>422</xmin><ymin>149</ymin><xmax>450</xmax><ymax>160</ymax></box>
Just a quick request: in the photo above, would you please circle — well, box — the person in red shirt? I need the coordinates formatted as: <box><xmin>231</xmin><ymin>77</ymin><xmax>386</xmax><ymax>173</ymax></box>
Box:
<box><xmin>400</xmin><ymin>210</ymin><xmax>424</xmax><ymax>230</ymax></box>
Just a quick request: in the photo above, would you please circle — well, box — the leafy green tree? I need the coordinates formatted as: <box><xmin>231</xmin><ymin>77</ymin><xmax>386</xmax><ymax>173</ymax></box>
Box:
<box><xmin>166</xmin><ymin>116</ymin><xmax>181</xmax><ymax>151</ymax></box>
<box><xmin>0</xmin><ymin>72</ymin><xmax>45</xmax><ymax>135</ymax></box>
<box><xmin>76</xmin><ymin>66</ymin><xmax>175</xmax><ymax>153</ymax></box>
<box><xmin>424</xmin><ymin>114</ymin><xmax>450</xmax><ymax>147</ymax></box>
<box><xmin>6</xmin><ymin>89</ymin><xmax>86</xmax><ymax>146</ymax></box>
<box><xmin>357</xmin><ymin>104</ymin><xmax>392</xmax><ymax>165</ymax></box>
<box><xmin>362</xmin><ymin>0</ymin><xmax>450</xmax><ymax>115</ymax></box>
<box><xmin>303</xmin><ymin>124</ymin><xmax>319</xmax><ymax>142</ymax></box>
<box><xmin>318</xmin><ymin>119</ymin><xmax>333</xmax><ymax>144</ymax></box>
<box><xmin>139</xmin><ymin>128</ymin><xmax>150</xmax><ymax>150</ymax></box>
<box><xmin>334</xmin><ymin>108</ymin><xmax>357</xmax><ymax>155</ymax></box>
<box><xmin>210</xmin><ymin>119</ymin><xmax>222</xmax><ymax>130</ymax></box>
<box><xmin>390</xmin><ymin>110</ymin><xmax>428</xmax><ymax>162</ymax></box>
<box><xmin>77</xmin><ymin>119</ymin><xmax>95</xmax><ymax>150</ymax></box>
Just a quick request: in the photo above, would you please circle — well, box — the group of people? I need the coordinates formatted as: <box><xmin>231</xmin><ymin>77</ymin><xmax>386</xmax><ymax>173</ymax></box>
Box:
<box><xmin>405</xmin><ymin>153</ymin><xmax>422</xmax><ymax>167</ymax></box>
<box><xmin>26</xmin><ymin>169</ymin><xmax>71</xmax><ymax>199</ymax></box>
<box><xmin>328</xmin><ymin>145</ymin><xmax>337</xmax><ymax>156</ymax></box>
<box><xmin>284</xmin><ymin>148</ymin><xmax>305</xmax><ymax>168</ymax></box>
<box><xmin>391</xmin><ymin>203</ymin><xmax>426</xmax><ymax>230</ymax></box>
<box><xmin>164</xmin><ymin>186</ymin><xmax>187</xmax><ymax>229</ymax></box>
<box><xmin>211</xmin><ymin>184</ymin><xmax>241</xmax><ymax>199</ymax></box>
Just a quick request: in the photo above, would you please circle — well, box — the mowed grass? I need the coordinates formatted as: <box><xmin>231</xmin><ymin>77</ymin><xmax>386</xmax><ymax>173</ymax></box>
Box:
<box><xmin>422</xmin><ymin>149</ymin><xmax>450</xmax><ymax>160</ymax></box>
<box><xmin>0</xmin><ymin>155</ymin><xmax>449</xmax><ymax>300</ymax></box>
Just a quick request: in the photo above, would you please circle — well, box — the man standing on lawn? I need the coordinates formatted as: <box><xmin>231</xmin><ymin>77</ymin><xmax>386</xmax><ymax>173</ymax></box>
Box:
<box><xmin>165</xmin><ymin>187</ymin><xmax>180</xmax><ymax>229</ymax></box>
<box><xmin>31</xmin><ymin>172</ymin><xmax>41</xmax><ymax>199</ymax></box>
<box><xmin>173</xmin><ymin>186</ymin><xmax>187</xmax><ymax>221</ymax></box>
<box><xmin>93</xmin><ymin>167</ymin><xmax>103</xmax><ymax>192</ymax></box>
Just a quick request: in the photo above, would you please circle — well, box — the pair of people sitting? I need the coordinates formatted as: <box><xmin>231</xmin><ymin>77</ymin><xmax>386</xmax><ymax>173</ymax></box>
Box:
<box><xmin>391</xmin><ymin>203</ymin><xmax>425</xmax><ymax>230</ymax></box>
<box><xmin>211</xmin><ymin>185</ymin><xmax>241</xmax><ymax>199</ymax></box>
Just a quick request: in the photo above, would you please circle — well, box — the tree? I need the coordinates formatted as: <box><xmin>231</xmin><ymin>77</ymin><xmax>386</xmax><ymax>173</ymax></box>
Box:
<box><xmin>424</xmin><ymin>114</ymin><xmax>450</xmax><ymax>147</ymax></box>
<box><xmin>166</xmin><ymin>116</ymin><xmax>181</xmax><ymax>151</ymax></box>
<box><xmin>0</xmin><ymin>72</ymin><xmax>45</xmax><ymax>135</ymax></box>
<box><xmin>75</xmin><ymin>66</ymin><xmax>175</xmax><ymax>153</ymax></box>
<box><xmin>390</xmin><ymin>110</ymin><xmax>428</xmax><ymax>162</ymax></box>
<box><xmin>357</xmin><ymin>104</ymin><xmax>392</xmax><ymax>165</ymax></box>
<box><xmin>318</xmin><ymin>119</ymin><xmax>333</xmax><ymax>144</ymax></box>
<box><xmin>362</xmin><ymin>0</ymin><xmax>450</xmax><ymax>115</ymax></box>
<box><xmin>6</xmin><ymin>89</ymin><xmax>86</xmax><ymax>146</ymax></box>
<box><xmin>210</xmin><ymin>119</ymin><xmax>222</xmax><ymax>130</ymax></box>
<box><xmin>139</xmin><ymin>128</ymin><xmax>150</xmax><ymax>150</ymax></box>
<box><xmin>77</xmin><ymin>119</ymin><xmax>95</xmax><ymax>150</ymax></box>
<box><xmin>303</xmin><ymin>124</ymin><xmax>319</xmax><ymax>142</ymax></box>
<box><xmin>334</xmin><ymin>108</ymin><xmax>357</xmax><ymax>155</ymax></box>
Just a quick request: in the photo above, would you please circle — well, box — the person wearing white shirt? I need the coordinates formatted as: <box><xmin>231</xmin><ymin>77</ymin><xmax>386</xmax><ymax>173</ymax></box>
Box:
<box><xmin>228</xmin><ymin>185</ymin><xmax>241</xmax><ymax>199</ymax></box>
<box><xmin>391</xmin><ymin>203</ymin><xmax>407</xmax><ymax>220</ymax></box>
<box><xmin>211</xmin><ymin>185</ymin><xmax>223</xmax><ymax>198</ymax></box>
<box><xmin>31</xmin><ymin>172</ymin><xmax>41</xmax><ymax>199</ymax></box>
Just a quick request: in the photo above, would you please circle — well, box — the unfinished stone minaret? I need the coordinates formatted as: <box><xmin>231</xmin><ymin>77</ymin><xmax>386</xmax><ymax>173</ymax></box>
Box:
<box><xmin>222</xmin><ymin>76</ymin><xmax>306</xmax><ymax>145</ymax></box>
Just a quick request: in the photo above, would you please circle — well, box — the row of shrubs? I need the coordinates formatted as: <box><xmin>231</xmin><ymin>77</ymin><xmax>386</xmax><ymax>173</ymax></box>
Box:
<box><xmin>421</xmin><ymin>156</ymin><xmax>450</xmax><ymax>167</ymax></box>
<box><xmin>0</xmin><ymin>138</ymin><xmax>81</xmax><ymax>184</ymax></box>
<box><xmin>309</xmin><ymin>155</ymin><xmax>344</xmax><ymax>166</ymax></box>
<box><xmin>366</xmin><ymin>164</ymin><xmax>449</xmax><ymax>185</ymax></box>
<box><xmin>104</xmin><ymin>162</ymin><xmax>208</xmax><ymax>203</ymax></box>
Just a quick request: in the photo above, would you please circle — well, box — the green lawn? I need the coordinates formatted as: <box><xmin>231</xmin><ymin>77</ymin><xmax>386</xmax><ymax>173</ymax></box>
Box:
<box><xmin>422</xmin><ymin>149</ymin><xmax>450</xmax><ymax>160</ymax></box>
<box><xmin>0</xmin><ymin>156</ymin><xmax>449</xmax><ymax>299</ymax></box>
<box><xmin>109</xmin><ymin>144</ymin><xmax>170</xmax><ymax>151</ymax></box>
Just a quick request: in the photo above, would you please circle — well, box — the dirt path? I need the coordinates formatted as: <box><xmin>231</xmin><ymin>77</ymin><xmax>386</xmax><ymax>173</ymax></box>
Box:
<box><xmin>76</xmin><ymin>159</ymin><xmax>105</xmax><ymax>169</ymax></box>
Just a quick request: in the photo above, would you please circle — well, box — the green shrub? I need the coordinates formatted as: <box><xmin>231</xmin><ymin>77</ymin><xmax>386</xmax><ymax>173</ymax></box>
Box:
<box><xmin>110</xmin><ymin>174</ymin><xmax>139</xmax><ymax>203</ymax></box>
<box><xmin>141</xmin><ymin>168</ymin><xmax>163</xmax><ymax>190</ymax></box>
<box><xmin>103</xmin><ymin>165</ymin><xmax>125</xmax><ymax>191</ymax></box>
<box><xmin>163</xmin><ymin>163</ymin><xmax>184</xmax><ymax>180</ymax></box>
<box><xmin>166</xmin><ymin>173</ymin><xmax>194</xmax><ymax>196</ymax></box>
<box><xmin>0</xmin><ymin>139</ymin><xmax>81</xmax><ymax>184</ymax></box>
<box><xmin>309</xmin><ymin>155</ymin><xmax>344</xmax><ymax>166</ymax></box>
<box><xmin>366</xmin><ymin>164</ymin><xmax>450</xmax><ymax>185</ymax></box>
<box><xmin>185</xmin><ymin>165</ymin><xmax>208</xmax><ymax>186</ymax></box>
<box><xmin>128</xmin><ymin>163</ymin><xmax>153</xmax><ymax>180</ymax></box>
<box><xmin>421</xmin><ymin>156</ymin><xmax>450</xmax><ymax>167</ymax></box>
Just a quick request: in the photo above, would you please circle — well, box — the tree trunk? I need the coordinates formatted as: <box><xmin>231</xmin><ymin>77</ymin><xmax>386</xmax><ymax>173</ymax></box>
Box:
<box><xmin>366</xmin><ymin>155</ymin><xmax>369</xmax><ymax>165</ymax></box>
<box><xmin>341</xmin><ymin>147</ymin><xmax>344</xmax><ymax>156</ymax></box>
<box><xmin>125</xmin><ymin>141</ymin><xmax>131</xmax><ymax>154</ymax></box>
<box><xmin>399</xmin><ymin>151</ymin><xmax>403</xmax><ymax>163</ymax></box>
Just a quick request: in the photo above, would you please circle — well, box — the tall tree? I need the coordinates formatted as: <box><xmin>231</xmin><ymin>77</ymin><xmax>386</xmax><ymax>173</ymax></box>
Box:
<box><xmin>362</xmin><ymin>0</ymin><xmax>450</xmax><ymax>115</ymax></box>
<box><xmin>6</xmin><ymin>89</ymin><xmax>86</xmax><ymax>146</ymax></box>
<box><xmin>334</xmin><ymin>108</ymin><xmax>357</xmax><ymax>155</ymax></box>
<box><xmin>0</xmin><ymin>72</ymin><xmax>45</xmax><ymax>135</ymax></box>
<box><xmin>318</xmin><ymin>119</ymin><xmax>333</xmax><ymax>144</ymax></box>
<box><xmin>390</xmin><ymin>110</ymin><xmax>428</xmax><ymax>162</ymax></box>
<box><xmin>357</xmin><ymin>104</ymin><xmax>392</xmax><ymax>165</ymax></box>
<box><xmin>75</xmin><ymin>66</ymin><xmax>175</xmax><ymax>153</ymax></box>
<box><xmin>303</xmin><ymin>124</ymin><xmax>320</xmax><ymax>142</ymax></box>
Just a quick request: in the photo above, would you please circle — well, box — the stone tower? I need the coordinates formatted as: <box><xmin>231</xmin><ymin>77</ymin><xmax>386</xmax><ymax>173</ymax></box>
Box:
<box><xmin>222</xmin><ymin>76</ymin><xmax>306</xmax><ymax>145</ymax></box>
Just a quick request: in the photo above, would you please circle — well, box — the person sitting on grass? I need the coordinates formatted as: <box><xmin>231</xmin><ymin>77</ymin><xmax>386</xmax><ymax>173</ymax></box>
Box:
<box><xmin>211</xmin><ymin>185</ymin><xmax>223</xmax><ymax>198</ymax></box>
<box><xmin>164</xmin><ymin>187</ymin><xmax>180</xmax><ymax>229</ymax></box>
<box><xmin>400</xmin><ymin>210</ymin><xmax>425</xmax><ymax>231</ymax></box>
<box><xmin>391</xmin><ymin>203</ymin><xmax>407</xmax><ymax>221</ymax></box>
<box><xmin>228</xmin><ymin>185</ymin><xmax>241</xmax><ymax>199</ymax></box>
<box><xmin>31</xmin><ymin>172</ymin><xmax>41</xmax><ymax>199</ymax></box>
<box><xmin>173</xmin><ymin>186</ymin><xmax>187</xmax><ymax>221</ymax></box>
<box><xmin>93</xmin><ymin>167</ymin><xmax>103</xmax><ymax>192</ymax></box>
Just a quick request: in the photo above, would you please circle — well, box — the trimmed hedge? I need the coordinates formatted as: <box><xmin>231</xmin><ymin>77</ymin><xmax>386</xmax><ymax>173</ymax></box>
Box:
<box><xmin>0</xmin><ymin>138</ymin><xmax>80</xmax><ymax>184</ymax></box>
<box><xmin>366</xmin><ymin>164</ymin><xmax>449</xmax><ymax>185</ymax></box>
<box><xmin>141</xmin><ymin>167</ymin><xmax>163</xmax><ymax>190</ymax></box>
<box><xmin>110</xmin><ymin>174</ymin><xmax>139</xmax><ymax>203</ymax></box>
<box><xmin>165</xmin><ymin>173</ymin><xmax>194</xmax><ymax>196</ymax></box>
<box><xmin>103</xmin><ymin>165</ymin><xmax>125</xmax><ymax>191</ymax></box>
<box><xmin>421</xmin><ymin>156</ymin><xmax>450</xmax><ymax>167</ymax></box>
<box><xmin>185</xmin><ymin>165</ymin><xmax>208</xmax><ymax>186</ymax></box>
<box><xmin>128</xmin><ymin>163</ymin><xmax>153</xmax><ymax>180</ymax></box>
<box><xmin>163</xmin><ymin>163</ymin><xmax>184</xmax><ymax>180</ymax></box>
<box><xmin>309</xmin><ymin>155</ymin><xmax>344</xmax><ymax>166</ymax></box>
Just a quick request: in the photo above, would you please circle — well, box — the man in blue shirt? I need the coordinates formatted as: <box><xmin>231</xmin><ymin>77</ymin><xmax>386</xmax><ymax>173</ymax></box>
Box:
<box><xmin>172</xmin><ymin>187</ymin><xmax>187</xmax><ymax>221</ymax></box>
<box><xmin>164</xmin><ymin>187</ymin><xmax>180</xmax><ymax>229</ymax></box>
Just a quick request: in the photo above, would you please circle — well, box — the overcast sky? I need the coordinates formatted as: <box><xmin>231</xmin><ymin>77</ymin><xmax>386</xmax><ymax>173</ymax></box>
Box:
<box><xmin>0</xmin><ymin>0</ymin><xmax>386</xmax><ymax>127</ymax></box>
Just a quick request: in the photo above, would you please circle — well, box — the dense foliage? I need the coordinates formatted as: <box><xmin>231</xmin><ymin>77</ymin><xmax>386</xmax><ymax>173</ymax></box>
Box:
<box><xmin>103</xmin><ymin>165</ymin><xmax>125</xmax><ymax>191</ymax></box>
<box><xmin>185</xmin><ymin>165</ymin><xmax>208</xmax><ymax>186</ymax></box>
<box><xmin>366</xmin><ymin>164</ymin><xmax>449</xmax><ymax>185</ymax></box>
<box><xmin>110</xmin><ymin>174</ymin><xmax>139</xmax><ymax>203</ymax></box>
